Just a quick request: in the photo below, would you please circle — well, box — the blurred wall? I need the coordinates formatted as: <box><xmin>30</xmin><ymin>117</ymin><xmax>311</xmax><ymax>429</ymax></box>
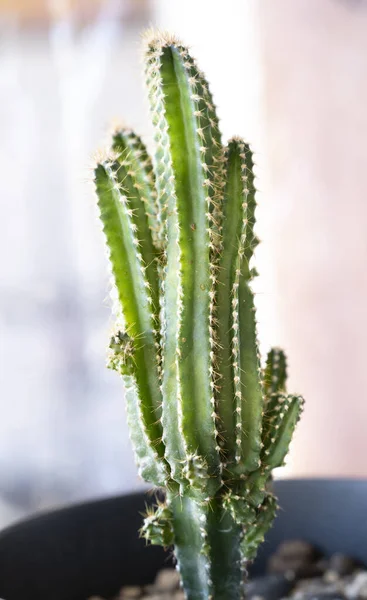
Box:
<box><xmin>0</xmin><ymin>1</ymin><xmax>153</xmax><ymax>526</ymax></box>
<box><xmin>1</xmin><ymin>0</ymin><xmax>148</xmax><ymax>25</ymax></box>
<box><xmin>259</xmin><ymin>0</ymin><xmax>367</xmax><ymax>476</ymax></box>
<box><xmin>152</xmin><ymin>0</ymin><xmax>261</xmax><ymax>143</ymax></box>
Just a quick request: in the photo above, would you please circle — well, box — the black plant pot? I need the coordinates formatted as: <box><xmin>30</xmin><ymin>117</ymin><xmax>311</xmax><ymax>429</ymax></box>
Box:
<box><xmin>0</xmin><ymin>479</ymin><xmax>366</xmax><ymax>600</ymax></box>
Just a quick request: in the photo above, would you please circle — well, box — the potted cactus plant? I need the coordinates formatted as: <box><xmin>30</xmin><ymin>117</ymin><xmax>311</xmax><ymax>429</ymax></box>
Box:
<box><xmin>3</xmin><ymin>29</ymin><xmax>367</xmax><ymax>600</ymax></box>
<box><xmin>94</xmin><ymin>31</ymin><xmax>304</xmax><ymax>599</ymax></box>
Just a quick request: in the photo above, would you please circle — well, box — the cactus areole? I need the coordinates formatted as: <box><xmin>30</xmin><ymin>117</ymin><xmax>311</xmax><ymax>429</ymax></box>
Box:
<box><xmin>94</xmin><ymin>31</ymin><xmax>304</xmax><ymax>600</ymax></box>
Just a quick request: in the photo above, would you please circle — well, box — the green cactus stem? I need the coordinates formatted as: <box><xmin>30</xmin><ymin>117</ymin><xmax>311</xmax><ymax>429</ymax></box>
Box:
<box><xmin>95</xmin><ymin>31</ymin><xmax>304</xmax><ymax>600</ymax></box>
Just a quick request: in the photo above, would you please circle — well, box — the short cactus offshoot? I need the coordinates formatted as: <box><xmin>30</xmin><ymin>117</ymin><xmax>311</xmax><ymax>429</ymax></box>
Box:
<box><xmin>95</xmin><ymin>31</ymin><xmax>304</xmax><ymax>600</ymax></box>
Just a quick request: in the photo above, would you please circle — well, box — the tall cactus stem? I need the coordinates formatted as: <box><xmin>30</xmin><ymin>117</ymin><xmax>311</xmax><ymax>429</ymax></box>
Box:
<box><xmin>146</xmin><ymin>37</ymin><xmax>222</xmax><ymax>496</ymax></box>
<box><xmin>95</xmin><ymin>30</ymin><xmax>304</xmax><ymax>600</ymax></box>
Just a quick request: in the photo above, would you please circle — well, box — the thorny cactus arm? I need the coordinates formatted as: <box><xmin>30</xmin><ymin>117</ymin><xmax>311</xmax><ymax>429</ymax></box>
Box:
<box><xmin>263</xmin><ymin>348</ymin><xmax>287</xmax><ymax>399</ymax></box>
<box><xmin>95</xmin><ymin>161</ymin><xmax>167</xmax><ymax>486</ymax></box>
<box><xmin>94</xmin><ymin>31</ymin><xmax>304</xmax><ymax>600</ymax></box>
<box><xmin>217</xmin><ymin>138</ymin><xmax>264</xmax><ymax>476</ymax></box>
<box><xmin>147</xmin><ymin>40</ymin><xmax>222</xmax><ymax>496</ymax></box>
<box><xmin>241</xmin><ymin>494</ymin><xmax>278</xmax><ymax>561</ymax></box>
<box><xmin>112</xmin><ymin>129</ymin><xmax>161</xmax><ymax>248</ymax></box>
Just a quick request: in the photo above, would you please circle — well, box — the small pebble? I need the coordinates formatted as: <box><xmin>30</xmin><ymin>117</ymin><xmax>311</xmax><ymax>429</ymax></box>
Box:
<box><xmin>119</xmin><ymin>586</ymin><xmax>142</xmax><ymax>598</ymax></box>
<box><xmin>246</xmin><ymin>574</ymin><xmax>295</xmax><ymax>600</ymax></box>
<box><xmin>268</xmin><ymin>540</ymin><xmax>323</xmax><ymax>580</ymax></box>
<box><xmin>142</xmin><ymin>585</ymin><xmax>156</xmax><ymax>595</ymax></box>
<box><xmin>301</xmin><ymin>595</ymin><xmax>345</xmax><ymax>600</ymax></box>
<box><xmin>291</xmin><ymin>576</ymin><xmax>345</xmax><ymax>599</ymax></box>
<box><xmin>329</xmin><ymin>554</ymin><xmax>358</xmax><ymax>577</ymax></box>
<box><xmin>345</xmin><ymin>572</ymin><xmax>367</xmax><ymax>598</ymax></box>
<box><xmin>323</xmin><ymin>570</ymin><xmax>340</xmax><ymax>583</ymax></box>
<box><xmin>154</xmin><ymin>569</ymin><xmax>181</xmax><ymax>592</ymax></box>
<box><xmin>277</xmin><ymin>541</ymin><xmax>320</xmax><ymax>561</ymax></box>
<box><xmin>149</xmin><ymin>597</ymin><xmax>172</xmax><ymax>600</ymax></box>
<box><xmin>269</xmin><ymin>555</ymin><xmax>323</xmax><ymax>579</ymax></box>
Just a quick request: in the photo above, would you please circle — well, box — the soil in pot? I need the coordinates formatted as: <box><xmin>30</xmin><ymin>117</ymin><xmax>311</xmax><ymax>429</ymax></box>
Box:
<box><xmin>89</xmin><ymin>540</ymin><xmax>367</xmax><ymax>600</ymax></box>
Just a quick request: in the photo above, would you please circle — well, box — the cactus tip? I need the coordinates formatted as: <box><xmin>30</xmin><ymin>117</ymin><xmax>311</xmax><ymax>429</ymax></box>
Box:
<box><xmin>142</xmin><ymin>28</ymin><xmax>187</xmax><ymax>52</ymax></box>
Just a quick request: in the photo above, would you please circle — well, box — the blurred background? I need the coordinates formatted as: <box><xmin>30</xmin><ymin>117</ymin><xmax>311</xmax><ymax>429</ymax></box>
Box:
<box><xmin>1</xmin><ymin>0</ymin><xmax>367</xmax><ymax>529</ymax></box>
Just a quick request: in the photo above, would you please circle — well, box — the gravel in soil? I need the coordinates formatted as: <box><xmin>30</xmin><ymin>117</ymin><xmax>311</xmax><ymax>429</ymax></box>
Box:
<box><xmin>89</xmin><ymin>541</ymin><xmax>367</xmax><ymax>600</ymax></box>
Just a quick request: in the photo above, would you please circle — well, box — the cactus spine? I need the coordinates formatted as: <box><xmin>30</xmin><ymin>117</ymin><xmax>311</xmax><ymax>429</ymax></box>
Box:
<box><xmin>95</xmin><ymin>32</ymin><xmax>304</xmax><ymax>600</ymax></box>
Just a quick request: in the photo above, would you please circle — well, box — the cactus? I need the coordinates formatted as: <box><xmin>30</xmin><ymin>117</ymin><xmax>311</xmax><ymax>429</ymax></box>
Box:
<box><xmin>94</xmin><ymin>31</ymin><xmax>304</xmax><ymax>600</ymax></box>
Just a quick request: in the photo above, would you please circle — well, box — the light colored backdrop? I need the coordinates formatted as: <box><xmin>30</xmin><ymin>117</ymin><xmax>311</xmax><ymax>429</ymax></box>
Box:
<box><xmin>1</xmin><ymin>0</ymin><xmax>366</xmax><ymax>528</ymax></box>
<box><xmin>0</xmin><ymin>0</ymin><xmax>151</xmax><ymax>526</ymax></box>
<box><xmin>259</xmin><ymin>0</ymin><xmax>367</xmax><ymax>476</ymax></box>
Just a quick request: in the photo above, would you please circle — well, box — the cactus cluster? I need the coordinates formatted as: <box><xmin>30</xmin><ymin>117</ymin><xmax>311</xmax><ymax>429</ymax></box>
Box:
<box><xmin>95</xmin><ymin>31</ymin><xmax>304</xmax><ymax>600</ymax></box>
